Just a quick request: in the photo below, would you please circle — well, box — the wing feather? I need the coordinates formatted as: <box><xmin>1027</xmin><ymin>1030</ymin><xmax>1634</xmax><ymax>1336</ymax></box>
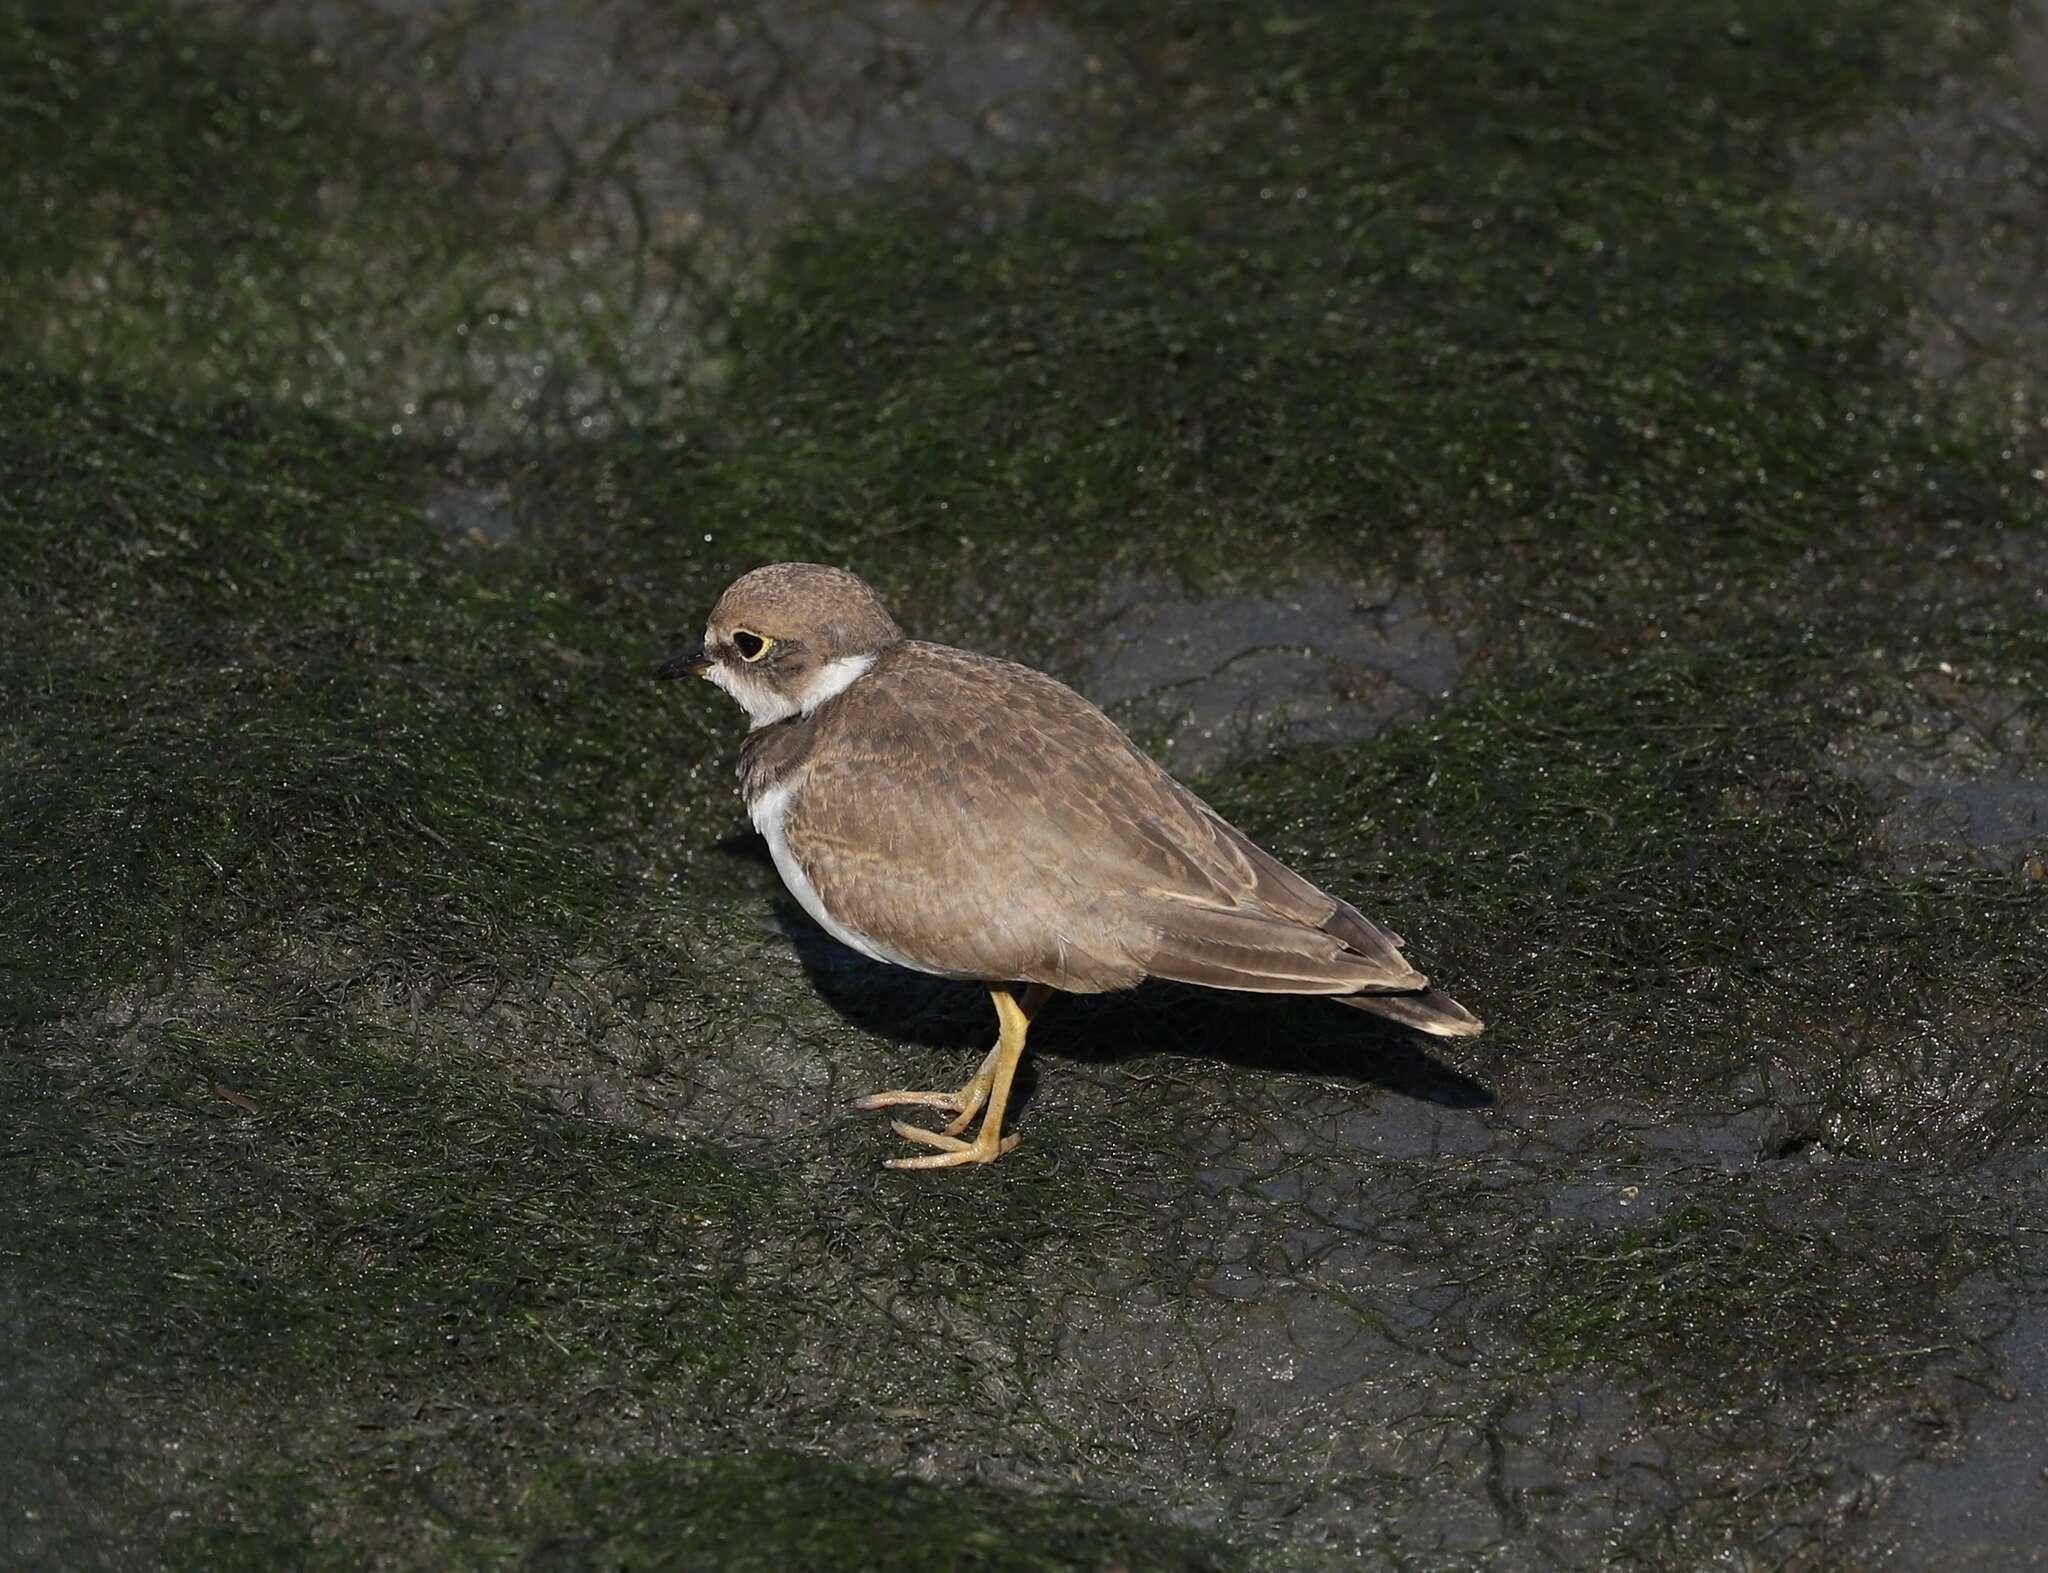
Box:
<box><xmin>1132</xmin><ymin>901</ymin><xmax>1427</xmax><ymax>995</ymax></box>
<box><xmin>776</xmin><ymin>641</ymin><xmax>1476</xmax><ymax>1030</ymax></box>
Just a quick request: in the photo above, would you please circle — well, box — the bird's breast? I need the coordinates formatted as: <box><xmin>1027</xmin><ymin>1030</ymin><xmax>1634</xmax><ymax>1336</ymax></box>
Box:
<box><xmin>747</xmin><ymin>774</ymin><xmax>936</xmax><ymax>975</ymax></box>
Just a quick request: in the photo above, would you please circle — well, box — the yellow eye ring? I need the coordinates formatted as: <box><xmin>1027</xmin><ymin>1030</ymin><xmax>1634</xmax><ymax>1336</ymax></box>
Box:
<box><xmin>731</xmin><ymin>629</ymin><xmax>774</xmax><ymax>662</ymax></box>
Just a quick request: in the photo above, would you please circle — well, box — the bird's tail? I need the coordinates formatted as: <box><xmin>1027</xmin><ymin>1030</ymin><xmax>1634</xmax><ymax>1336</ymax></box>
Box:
<box><xmin>1338</xmin><ymin>987</ymin><xmax>1484</xmax><ymax>1038</ymax></box>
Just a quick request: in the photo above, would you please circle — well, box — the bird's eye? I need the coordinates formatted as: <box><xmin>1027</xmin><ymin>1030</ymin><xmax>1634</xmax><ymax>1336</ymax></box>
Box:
<box><xmin>731</xmin><ymin>629</ymin><xmax>773</xmax><ymax>662</ymax></box>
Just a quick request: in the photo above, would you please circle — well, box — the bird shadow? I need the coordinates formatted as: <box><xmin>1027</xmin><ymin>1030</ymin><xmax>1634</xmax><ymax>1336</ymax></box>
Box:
<box><xmin>747</xmin><ymin>875</ymin><xmax>1495</xmax><ymax>1113</ymax></box>
<box><xmin>712</xmin><ymin>829</ymin><xmax>777</xmax><ymax>868</ymax></box>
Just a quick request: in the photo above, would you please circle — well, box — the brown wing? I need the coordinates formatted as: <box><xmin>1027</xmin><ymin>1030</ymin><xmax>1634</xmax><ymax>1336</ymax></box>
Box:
<box><xmin>781</xmin><ymin>642</ymin><xmax>1479</xmax><ymax>1034</ymax></box>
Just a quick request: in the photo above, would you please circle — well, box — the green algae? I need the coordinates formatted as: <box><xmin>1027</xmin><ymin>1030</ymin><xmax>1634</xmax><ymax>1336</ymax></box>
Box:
<box><xmin>3</xmin><ymin>1015</ymin><xmax>786</xmax><ymax>1569</ymax></box>
<box><xmin>1526</xmin><ymin>1192</ymin><xmax>1986</xmax><ymax>1401</ymax></box>
<box><xmin>166</xmin><ymin>1451</ymin><xmax>1247</xmax><ymax>1572</ymax></box>
<box><xmin>0</xmin><ymin>371</ymin><xmax>718</xmax><ymax>1024</ymax></box>
<box><xmin>1209</xmin><ymin>637</ymin><xmax>2046</xmax><ymax>1118</ymax></box>
<box><xmin>0</xmin><ymin>0</ymin><xmax>708</xmax><ymax>444</ymax></box>
<box><xmin>510</xmin><ymin>1452</ymin><xmax>1243</xmax><ymax>1572</ymax></box>
<box><xmin>3</xmin><ymin>0</ymin><xmax>2046</xmax><ymax>1566</ymax></box>
<box><xmin>9</xmin><ymin>1026</ymin><xmax>772</xmax><ymax>1379</ymax></box>
<box><xmin>672</xmin><ymin>0</ymin><xmax>2031</xmax><ymax>608</ymax></box>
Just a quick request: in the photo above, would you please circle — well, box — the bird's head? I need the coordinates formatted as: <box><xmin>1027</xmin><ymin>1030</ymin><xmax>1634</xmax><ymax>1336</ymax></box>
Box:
<box><xmin>657</xmin><ymin>562</ymin><xmax>906</xmax><ymax>728</ymax></box>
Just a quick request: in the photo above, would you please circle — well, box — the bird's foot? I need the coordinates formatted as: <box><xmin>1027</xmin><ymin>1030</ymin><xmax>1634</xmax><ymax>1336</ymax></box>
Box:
<box><xmin>884</xmin><ymin>1120</ymin><xmax>1020</xmax><ymax>1170</ymax></box>
<box><xmin>856</xmin><ymin>992</ymin><xmax>1043</xmax><ymax>1169</ymax></box>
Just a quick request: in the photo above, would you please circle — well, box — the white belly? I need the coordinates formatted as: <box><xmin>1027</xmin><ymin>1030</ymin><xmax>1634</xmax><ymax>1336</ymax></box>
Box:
<box><xmin>749</xmin><ymin>777</ymin><xmax>935</xmax><ymax>974</ymax></box>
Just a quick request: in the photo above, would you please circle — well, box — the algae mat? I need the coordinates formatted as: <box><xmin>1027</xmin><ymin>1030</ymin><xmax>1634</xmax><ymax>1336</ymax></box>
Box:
<box><xmin>4</xmin><ymin>0</ymin><xmax>2046</xmax><ymax>1567</ymax></box>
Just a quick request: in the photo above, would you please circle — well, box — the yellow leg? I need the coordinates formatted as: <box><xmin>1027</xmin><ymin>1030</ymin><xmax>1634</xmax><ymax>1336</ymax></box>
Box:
<box><xmin>872</xmin><ymin>983</ymin><xmax>1051</xmax><ymax>1170</ymax></box>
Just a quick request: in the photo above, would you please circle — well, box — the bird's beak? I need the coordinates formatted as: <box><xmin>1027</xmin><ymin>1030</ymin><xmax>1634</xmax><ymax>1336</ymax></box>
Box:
<box><xmin>655</xmin><ymin>642</ymin><xmax>712</xmax><ymax>681</ymax></box>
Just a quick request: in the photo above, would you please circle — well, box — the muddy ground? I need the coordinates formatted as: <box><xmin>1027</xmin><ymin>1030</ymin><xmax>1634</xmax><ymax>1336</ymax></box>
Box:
<box><xmin>3</xmin><ymin>1</ymin><xmax>2046</xmax><ymax>1568</ymax></box>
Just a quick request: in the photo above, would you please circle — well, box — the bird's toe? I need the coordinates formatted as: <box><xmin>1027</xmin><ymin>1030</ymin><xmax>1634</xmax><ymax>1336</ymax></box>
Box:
<box><xmin>884</xmin><ymin>1128</ymin><xmax>1021</xmax><ymax>1170</ymax></box>
<box><xmin>854</xmin><ymin>1087</ymin><xmax>969</xmax><ymax>1113</ymax></box>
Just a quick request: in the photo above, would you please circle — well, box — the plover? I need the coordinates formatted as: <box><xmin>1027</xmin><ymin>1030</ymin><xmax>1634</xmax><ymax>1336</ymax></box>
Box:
<box><xmin>659</xmin><ymin>563</ymin><xmax>1481</xmax><ymax>1170</ymax></box>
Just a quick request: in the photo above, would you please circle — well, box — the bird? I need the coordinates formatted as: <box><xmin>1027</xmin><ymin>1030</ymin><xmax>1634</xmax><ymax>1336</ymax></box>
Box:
<box><xmin>657</xmin><ymin>562</ymin><xmax>1481</xmax><ymax>1170</ymax></box>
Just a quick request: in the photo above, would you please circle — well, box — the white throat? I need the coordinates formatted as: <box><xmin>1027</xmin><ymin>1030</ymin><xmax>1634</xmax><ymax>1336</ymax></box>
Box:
<box><xmin>707</xmin><ymin>650</ymin><xmax>878</xmax><ymax>731</ymax></box>
<box><xmin>706</xmin><ymin>662</ymin><xmax>796</xmax><ymax>729</ymax></box>
<box><xmin>802</xmin><ymin>653</ymin><xmax>876</xmax><ymax>713</ymax></box>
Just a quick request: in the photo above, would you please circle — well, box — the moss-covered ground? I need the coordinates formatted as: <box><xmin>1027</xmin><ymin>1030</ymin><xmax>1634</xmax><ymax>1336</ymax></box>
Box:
<box><xmin>4</xmin><ymin>0</ymin><xmax>2045</xmax><ymax>1567</ymax></box>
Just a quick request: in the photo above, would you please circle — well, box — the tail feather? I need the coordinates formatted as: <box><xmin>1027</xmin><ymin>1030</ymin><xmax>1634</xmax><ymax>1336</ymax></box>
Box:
<box><xmin>1338</xmin><ymin>987</ymin><xmax>1484</xmax><ymax>1038</ymax></box>
<box><xmin>1137</xmin><ymin>901</ymin><xmax>1429</xmax><ymax>997</ymax></box>
<box><xmin>1128</xmin><ymin>885</ymin><xmax>1483</xmax><ymax>1039</ymax></box>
